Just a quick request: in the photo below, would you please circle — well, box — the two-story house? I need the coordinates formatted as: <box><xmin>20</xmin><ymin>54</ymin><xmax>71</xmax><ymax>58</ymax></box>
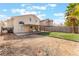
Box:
<box><xmin>4</xmin><ymin>14</ymin><xmax>40</xmax><ymax>34</ymax></box>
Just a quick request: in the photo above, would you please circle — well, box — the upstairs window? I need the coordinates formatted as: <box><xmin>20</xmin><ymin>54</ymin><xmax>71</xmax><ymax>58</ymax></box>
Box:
<box><xmin>30</xmin><ymin>18</ymin><xmax>31</xmax><ymax>22</ymax></box>
<box><xmin>19</xmin><ymin>21</ymin><xmax>24</xmax><ymax>24</ymax></box>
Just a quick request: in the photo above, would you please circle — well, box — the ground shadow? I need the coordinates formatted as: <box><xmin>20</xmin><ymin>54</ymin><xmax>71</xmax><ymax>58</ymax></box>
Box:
<box><xmin>2</xmin><ymin>33</ymin><xmax>45</xmax><ymax>40</ymax></box>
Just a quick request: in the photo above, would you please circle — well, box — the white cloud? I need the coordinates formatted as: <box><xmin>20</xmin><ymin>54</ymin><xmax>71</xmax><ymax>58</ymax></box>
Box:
<box><xmin>26</xmin><ymin>7</ymin><xmax>32</xmax><ymax>10</ymax></box>
<box><xmin>11</xmin><ymin>8</ymin><xmax>39</xmax><ymax>15</ymax></box>
<box><xmin>37</xmin><ymin>14</ymin><xmax>46</xmax><ymax>20</ymax></box>
<box><xmin>0</xmin><ymin>15</ymin><xmax>8</xmax><ymax>20</ymax></box>
<box><xmin>11</xmin><ymin>9</ymin><xmax>26</xmax><ymax>14</ymax></box>
<box><xmin>0</xmin><ymin>15</ymin><xmax>6</xmax><ymax>19</ymax></box>
<box><xmin>0</xmin><ymin>14</ymin><xmax>5</xmax><ymax>17</ymax></box>
<box><xmin>48</xmin><ymin>4</ymin><xmax>57</xmax><ymax>7</ymax></box>
<box><xmin>54</xmin><ymin>19</ymin><xmax>65</xmax><ymax>24</ymax></box>
<box><xmin>53</xmin><ymin>13</ymin><xmax>65</xmax><ymax>24</ymax></box>
<box><xmin>11</xmin><ymin>9</ymin><xmax>37</xmax><ymax>15</ymax></box>
<box><xmin>21</xmin><ymin>11</ymin><xmax>37</xmax><ymax>15</ymax></box>
<box><xmin>21</xmin><ymin>4</ymin><xmax>26</xmax><ymax>7</ymax></box>
<box><xmin>38</xmin><ymin>11</ymin><xmax>41</xmax><ymax>14</ymax></box>
<box><xmin>32</xmin><ymin>6</ymin><xmax>47</xmax><ymax>10</ymax></box>
<box><xmin>21</xmin><ymin>11</ymin><xmax>46</xmax><ymax>20</ymax></box>
<box><xmin>53</xmin><ymin>13</ymin><xmax>64</xmax><ymax>17</ymax></box>
<box><xmin>11</xmin><ymin>8</ymin><xmax>46</xmax><ymax>20</ymax></box>
<box><xmin>3</xmin><ymin>9</ymin><xmax>7</xmax><ymax>12</ymax></box>
<box><xmin>0</xmin><ymin>14</ymin><xmax>11</xmax><ymax>21</ymax></box>
<box><xmin>21</xmin><ymin>4</ymin><xmax>32</xmax><ymax>7</ymax></box>
<box><xmin>53</xmin><ymin>16</ymin><xmax>65</xmax><ymax>25</ymax></box>
<box><xmin>54</xmin><ymin>20</ymin><xmax>64</xmax><ymax>26</ymax></box>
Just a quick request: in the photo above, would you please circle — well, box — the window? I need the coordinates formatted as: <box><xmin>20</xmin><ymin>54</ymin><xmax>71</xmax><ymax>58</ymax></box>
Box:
<box><xmin>19</xmin><ymin>21</ymin><xmax>24</xmax><ymax>24</ymax></box>
<box><xmin>30</xmin><ymin>18</ymin><xmax>31</xmax><ymax>22</ymax></box>
<box><xmin>36</xmin><ymin>20</ymin><xmax>37</xmax><ymax>22</ymax></box>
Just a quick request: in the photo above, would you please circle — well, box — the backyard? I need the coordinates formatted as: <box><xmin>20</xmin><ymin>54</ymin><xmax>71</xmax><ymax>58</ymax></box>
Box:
<box><xmin>0</xmin><ymin>3</ymin><xmax>79</xmax><ymax>56</ymax></box>
<box><xmin>0</xmin><ymin>33</ymin><xmax>79</xmax><ymax>56</ymax></box>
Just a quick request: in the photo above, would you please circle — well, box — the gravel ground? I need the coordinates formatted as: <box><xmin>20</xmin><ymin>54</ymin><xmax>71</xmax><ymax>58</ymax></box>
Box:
<box><xmin>0</xmin><ymin>34</ymin><xmax>79</xmax><ymax>56</ymax></box>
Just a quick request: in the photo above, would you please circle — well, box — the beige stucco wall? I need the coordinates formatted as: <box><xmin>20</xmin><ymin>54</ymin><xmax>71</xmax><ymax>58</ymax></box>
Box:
<box><xmin>24</xmin><ymin>26</ymin><xmax>31</xmax><ymax>32</ymax></box>
<box><xmin>8</xmin><ymin>14</ymin><xmax>40</xmax><ymax>33</ymax></box>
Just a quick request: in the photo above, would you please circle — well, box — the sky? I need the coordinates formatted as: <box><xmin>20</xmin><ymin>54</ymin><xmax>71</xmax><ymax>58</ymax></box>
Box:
<box><xmin>0</xmin><ymin>3</ymin><xmax>68</xmax><ymax>24</ymax></box>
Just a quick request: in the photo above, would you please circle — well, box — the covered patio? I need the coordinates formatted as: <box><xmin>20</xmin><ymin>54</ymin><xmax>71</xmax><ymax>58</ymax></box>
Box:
<box><xmin>23</xmin><ymin>24</ymin><xmax>41</xmax><ymax>32</ymax></box>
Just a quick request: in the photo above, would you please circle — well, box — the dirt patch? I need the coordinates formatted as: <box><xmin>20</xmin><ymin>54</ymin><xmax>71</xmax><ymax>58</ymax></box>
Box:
<box><xmin>0</xmin><ymin>34</ymin><xmax>79</xmax><ymax>56</ymax></box>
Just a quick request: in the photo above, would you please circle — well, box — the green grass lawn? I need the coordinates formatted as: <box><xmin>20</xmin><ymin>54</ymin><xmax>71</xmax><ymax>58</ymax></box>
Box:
<box><xmin>39</xmin><ymin>32</ymin><xmax>79</xmax><ymax>42</ymax></box>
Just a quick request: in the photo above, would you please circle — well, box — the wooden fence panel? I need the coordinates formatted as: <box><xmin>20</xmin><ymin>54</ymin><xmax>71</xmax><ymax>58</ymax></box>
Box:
<box><xmin>40</xmin><ymin>26</ymin><xmax>79</xmax><ymax>33</ymax></box>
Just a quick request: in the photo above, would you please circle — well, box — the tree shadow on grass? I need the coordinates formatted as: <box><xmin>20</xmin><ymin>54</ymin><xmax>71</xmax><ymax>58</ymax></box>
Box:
<box><xmin>37</xmin><ymin>32</ymin><xmax>50</xmax><ymax>36</ymax></box>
